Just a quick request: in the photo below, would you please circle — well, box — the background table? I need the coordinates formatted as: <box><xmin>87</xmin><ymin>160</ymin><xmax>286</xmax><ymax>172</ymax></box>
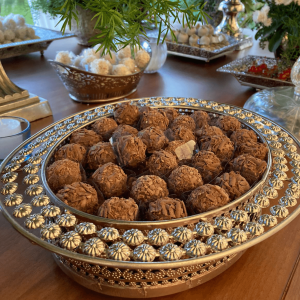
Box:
<box><xmin>1</xmin><ymin>35</ymin><xmax>299</xmax><ymax>300</ymax></box>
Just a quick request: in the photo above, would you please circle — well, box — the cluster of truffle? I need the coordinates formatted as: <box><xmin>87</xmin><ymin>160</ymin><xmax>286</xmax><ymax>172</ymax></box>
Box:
<box><xmin>166</xmin><ymin>23</ymin><xmax>229</xmax><ymax>51</ymax></box>
<box><xmin>0</xmin><ymin>14</ymin><xmax>40</xmax><ymax>45</ymax></box>
<box><xmin>46</xmin><ymin>103</ymin><xmax>268</xmax><ymax>222</ymax></box>
<box><xmin>54</xmin><ymin>44</ymin><xmax>150</xmax><ymax>76</ymax></box>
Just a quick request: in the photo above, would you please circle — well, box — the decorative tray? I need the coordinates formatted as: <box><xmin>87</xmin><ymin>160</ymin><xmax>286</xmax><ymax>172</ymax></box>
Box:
<box><xmin>217</xmin><ymin>55</ymin><xmax>294</xmax><ymax>89</ymax></box>
<box><xmin>0</xmin><ymin>26</ymin><xmax>74</xmax><ymax>59</ymax></box>
<box><xmin>1</xmin><ymin>97</ymin><xmax>300</xmax><ymax>298</ymax></box>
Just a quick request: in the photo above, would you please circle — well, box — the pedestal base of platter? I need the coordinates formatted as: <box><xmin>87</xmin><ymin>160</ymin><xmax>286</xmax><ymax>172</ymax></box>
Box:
<box><xmin>243</xmin><ymin>87</ymin><xmax>300</xmax><ymax>140</ymax></box>
<box><xmin>53</xmin><ymin>251</ymin><xmax>245</xmax><ymax>298</ymax></box>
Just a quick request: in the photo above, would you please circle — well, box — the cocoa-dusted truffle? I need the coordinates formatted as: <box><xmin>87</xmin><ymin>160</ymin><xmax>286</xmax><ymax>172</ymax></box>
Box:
<box><xmin>131</xmin><ymin>175</ymin><xmax>169</xmax><ymax>204</ymax></box>
<box><xmin>140</xmin><ymin>109</ymin><xmax>169</xmax><ymax>131</ymax></box>
<box><xmin>92</xmin><ymin>162</ymin><xmax>127</xmax><ymax>198</ymax></box>
<box><xmin>215</xmin><ymin>115</ymin><xmax>241</xmax><ymax>134</ymax></box>
<box><xmin>195</xmin><ymin>125</ymin><xmax>223</xmax><ymax>139</ymax></box>
<box><xmin>168</xmin><ymin>165</ymin><xmax>203</xmax><ymax>195</ymax></box>
<box><xmin>70</xmin><ymin>128</ymin><xmax>102</xmax><ymax>148</ymax></box>
<box><xmin>215</xmin><ymin>171</ymin><xmax>250</xmax><ymax>201</ymax></box>
<box><xmin>235</xmin><ymin>141</ymin><xmax>268</xmax><ymax>161</ymax></box>
<box><xmin>200</xmin><ymin>135</ymin><xmax>234</xmax><ymax>163</ymax></box>
<box><xmin>171</xmin><ymin>126</ymin><xmax>196</xmax><ymax>142</ymax></box>
<box><xmin>162</xmin><ymin>107</ymin><xmax>179</xmax><ymax>123</ymax></box>
<box><xmin>187</xmin><ymin>184</ymin><xmax>230</xmax><ymax>214</ymax></box>
<box><xmin>147</xmin><ymin>197</ymin><xmax>187</xmax><ymax>221</ymax></box>
<box><xmin>86</xmin><ymin>142</ymin><xmax>117</xmax><ymax>170</ymax></box>
<box><xmin>117</xmin><ymin>135</ymin><xmax>146</xmax><ymax>167</ymax></box>
<box><xmin>148</xmin><ymin>150</ymin><xmax>178</xmax><ymax>176</ymax></box>
<box><xmin>98</xmin><ymin>197</ymin><xmax>139</xmax><ymax>221</ymax></box>
<box><xmin>164</xmin><ymin>140</ymin><xmax>186</xmax><ymax>158</ymax></box>
<box><xmin>192</xmin><ymin>150</ymin><xmax>222</xmax><ymax>183</ymax></box>
<box><xmin>138</xmin><ymin>105</ymin><xmax>152</xmax><ymax>115</ymax></box>
<box><xmin>138</xmin><ymin>126</ymin><xmax>168</xmax><ymax>153</ymax></box>
<box><xmin>54</xmin><ymin>143</ymin><xmax>86</xmax><ymax>164</ymax></box>
<box><xmin>46</xmin><ymin>159</ymin><xmax>82</xmax><ymax>192</ymax></box>
<box><xmin>171</xmin><ymin>115</ymin><xmax>196</xmax><ymax>131</ymax></box>
<box><xmin>191</xmin><ymin>111</ymin><xmax>210</xmax><ymax>129</ymax></box>
<box><xmin>229</xmin><ymin>154</ymin><xmax>267</xmax><ymax>185</ymax></box>
<box><xmin>56</xmin><ymin>182</ymin><xmax>99</xmax><ymax>214</ymax></box>
<box><xmin>92</xmin><ymin>117</ymin><xmax>118</xmax><ymax>141</ymax></box>
<box><xmin>230</xmin><ymin>128</ymin><xmax>257</xmax><ymax>145</ymax></box>
<box><xmin>114</xmin><ymin>102</ymin><xmax>140</xmax><ymax>125</ymax></box>
<box><xmin>112</xmin><ymin>124</ymin><xmax>138</xmax><ymax>142</ymax></box>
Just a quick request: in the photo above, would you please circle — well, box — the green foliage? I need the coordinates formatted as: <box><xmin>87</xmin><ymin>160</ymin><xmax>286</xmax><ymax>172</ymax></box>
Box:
<box><xmin>0</xmin><ymin>0</ymin><xmax>33</xmax><ymax>24</ymax></box>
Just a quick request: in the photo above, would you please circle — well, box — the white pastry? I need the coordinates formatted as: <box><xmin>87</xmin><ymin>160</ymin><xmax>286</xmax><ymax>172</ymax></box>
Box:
<box><xmin>177</xmin><ymin>31</ymin><xmax>189</xmax><ymax>43</ymax></box>
<box><xmin>189</xmin><ymin>34</ymin><xmax>199</xmax><ymax>46</ymax></box>
<box><xmin>197</xmin><ymin>26</ymin><xmax>208</xmax><ymax>37</ymax></box>
<box><xmin>199</xmin><ymin>35</ymin><xmax>210</xmax><ymax>45</ymax></box>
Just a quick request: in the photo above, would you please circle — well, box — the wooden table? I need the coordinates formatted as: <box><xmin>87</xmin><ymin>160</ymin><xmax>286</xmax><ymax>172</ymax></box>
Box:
<box><xmin>1</xmin><ymin>35</ymin><xmax>299</xmax><ymax>300</ymax></box>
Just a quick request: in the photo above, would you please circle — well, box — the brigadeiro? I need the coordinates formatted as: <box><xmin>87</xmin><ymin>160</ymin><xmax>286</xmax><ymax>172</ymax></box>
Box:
<box><xmin>147</xmin><ymin>197</ymin><xmax>187</xmax><ymax>221</ymax></box>
<box><xmin>46</xmin><ymin>159</ymin><xmax>82</xmax><ymax>192</ymax></box>
<box><xmin>171</xmin><ymin>126</ymin><xmax>196</xmax><ymax>142</ymax></box>
<box><xmin>114</xmin><ymin>102</ymin><xmax>140</xmax><ymax>125</ymax></box>
<box><xmin>162</xmin><ymin>107</ymin><xmax>179</xmax><ymax>123</ymax></box>
<box><xmin>86</xmin><ymin>142</ymin><xmax>117</xmax><ymax>170</ymax></box>
<box><xmin>92</xmin><ymin>162</ymin><xmax>127</xmax><ymax>198</ymax></box>
<box><xmin>168</xmin><ymin>165</ymin><xmax>203</xmax><ymax>195</ymax></box>
<box><xmin>234</xmin><ymin>141</ymin><xmax>268</xmax><ymax>161</ymax></box>
<box><xmin>192</xmin><ymin>150</ymin><xmax>223</xmax><ymax>183</ymax></box>
<box><xmin>186</xmin><ymin>184</ymin><xmax>230</xmax><ymax>214</ymax></box>
<box><xmin>195</xmin><ymin>125</ymin><xmax>223</xmax><ymax>139</ymax></box>
<box><xmin>171</xmin><ymin>115</ymin><xmax>196</xmax><ymax>131</ymax></box>
<box><xmin>92</xmin><ymin>117</ymin><xmax>118</xmax><ymax>141</ymax></box>
<box><xmin>56</xmin><ymin>182</ymin><xmax>99</xmax><ymax>214</ymax></box>
<box><xmin>138</xmin><ymin>126</ymin><xmax>168</xmax><ymax>153</ymax></box>
<box><xmin>164</xmin><ymin>140</ymin><xmax>186</xmax><ymax>158</ymax></box>
<box><xmin>147</xmin><ymin>150</ymin><xmax>178</xmax><ymax>176</ymax></box>
<box><xmin>140</xmin><ymin>109</ymin><xmax>169</xmax><ymax>131</ymax></box>
<box><xmin>116</xmin><ymin>135</ymin><xmax>146</xmax><ymax>167</ymax></box>
<box><xmin>230</xmin><ymin>128</ymin><xmax>257</xmax><ymax>145</ymax></box>
<box><xmin>130</xmin><ymin>175</ymin><xmax>169</xmax><ymax>204</ymax></box>
<box><xmin>54</xmin><ymin>143</ymin><xmax>86</xmax><ymax>164</ymax></box>
<box><xmin>111</xmin><ymin>124</ymin><xmax>138</xmax><ymax>142</ymax></box>
<box><xmin>98</xmin><ymin>197</ymin><xmax>139</xmax><ymax>221</ymax></box>
<box><xmin>200</xmin><ymin>135</ymin><xmax>234</xmax><ymax>163</ymax></box>
<box><xmin>215</xmin><ymin>115</ymin><xmax>241</xmax><ymax>134</ymax></box>
<box><xmin>191</xmin><ymin>110</ymin><xmax>210</xmax><ymax>129</ymax></box>
<box><xmin>69</xmin><ymin>128</ymin><xmax>102</xmax><ymax>148</ymax></box>
<box><xmin>229</xmin><ymin>154</ymin><xmax>267</xmax><ymax>185</ymax></box>
<box><xmin>215</xmin><ymin>171</ymin><xmax>250</xmax><ymax>201</ymax></box>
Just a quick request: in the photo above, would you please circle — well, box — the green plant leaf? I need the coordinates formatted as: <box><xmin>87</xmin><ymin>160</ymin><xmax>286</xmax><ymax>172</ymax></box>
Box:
<box><xmin>268</xmin><ymin>28</ymin><xmax>286</xmax><ymax>52</ymax></box>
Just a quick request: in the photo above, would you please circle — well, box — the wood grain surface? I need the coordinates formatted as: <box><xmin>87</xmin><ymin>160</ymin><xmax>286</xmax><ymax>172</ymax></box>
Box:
<box><xmin>1</xmin><ymin>33</ymin><xmax>299</xmax><ymax>300</ymax></box>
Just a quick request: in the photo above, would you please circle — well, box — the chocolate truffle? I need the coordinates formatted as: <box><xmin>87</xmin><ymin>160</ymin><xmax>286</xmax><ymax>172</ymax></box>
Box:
<box><xmin>140</xmin><ymin>110</ymin><xmax>169</xmax><ymax>131</ymax></box>
<box><xmin>92</xmin><ymin>117</ymin><xmax>118</xmax><ymax>141</ymax></box>
<box><xmin>147</xmin><ymin>197</ymin><xmax>187</xmax><ymax>221</ymax></box>
<box><xmin>171</xmin><ymin>115</ymin><xmax>196</xmax><ymax>131</ymax></box>
<box><xmin>86</xmin><ymin>142</ymin><xmax>117</xmax><ymax>170</ymax></box>
<box><xmin>112</xmin><ymin>124</ymin><xmax>138</xmax><ymax>142</ymax></box>
<box><xmin>162</xmin><ymin>107</ymin><xmax>179</xmax><ymax>123</ymax></box>
<box><xmin>215</xmin><ymin>115</ymin><xmax>241</xmax><ymax>134</ymax></box>
<box><xmin>229</xmin><ymin>154</ymin><xmax>267</xmax><ymax>185</ymax></box>
<box><xmin>195</xmin><ymin>125</ymin><xmax>223</xmax><ymax>139</ymax></box>
<box><xmin>235</xmin><ymin>141</ymin><xmax>268</xmax><ymax>161</ymax></box>
<box><xmin>114</xmin><ymin>102</ymin><xmax>140</xmax><ymax>125</ymax></box>
<box><xmin>46</xmin><ymin>159</ymin><xmax>82</xmax><ymax>192</ymax></box>
<box><xmin>148</xmin><ymin>150</ymin><xmax>178</xmax><ymax>176</ymax></box>
<box><xmin>138</xmin><ymin>105</ymin><xmax>152</xmax><ymax>115</ymax></box>
<box><xmin>191</xmin><ymin>111</ymin><xmax>210</xmax><ymax>129</ymax></box>
<box><xmin>168</xmin><ymin>165</ymin><xmax>203</xmax><ymax>195</ymax></box>
<box><xmin>92</xmin><ymin>162</ymin><xmax>127</xmax><ymax>198</ymax></box>
<box><xmin>70</xmin><ymin>128</ymin><xmax>102</xmax><ymax>148</ymax></box>
<box><xmin>116</xmin><ymin>135</ymin><xmax>146</xmax><ymax>167</ymax></box>
<box><xmin>54</xmin><ymin>143</ymin><xmax>86</xmax><ymax>164</ymax></box>
<box><xmin>200</xmin><ymin>135</ymin><xmax>234</xmax><ymax>163</ymax></box>
<box><xmin>138</xmin><ymin>126</ymin><xmax>168</xmax><ymax>153</ymax></box>
<box><xmin>164</xmin><ymin>140</ymin><xmax>186</xmax><ymax>158</ymax></box>
<box><xmin>98</xmin><ymin>197</ymin><xmax>139</xmax><ymax>221</ymax></box>
<box><xmin>171</xmin><ymin>126</ymin><xmax>196</xmax><ymax>142</ymax></box>
<box><xmin>130</xmin><ymin>175</ymin><xmax>169</xmax><ymax>204</ymax></box>
<box><xmin>56</xmin><ymin>182</ymin><xmax>99</xmax><ymax>214</ymax></box>
<box><xmin>187</xmin><ymin>184</ymin><xmax>230</xmax><ymax>214</ymax></box>
<box><xmin>192</xmin><ymin>150</ymin><xmax>223</xmax><ymax>183</ymax></box>
<box><xmin>215</xmin><ymin>171</ymin><xmax>250</xmax><ymax>201</ymax></box>
<box><xmin>230</xmin><ymin>129</ymin><xmax>257</xmax><ymax>145</ymax></box>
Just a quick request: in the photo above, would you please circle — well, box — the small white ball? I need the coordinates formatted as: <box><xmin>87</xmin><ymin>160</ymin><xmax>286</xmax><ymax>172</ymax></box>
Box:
<box><xmin>112</xmin><ymin>64</ymin><xmax>131</xmax><ymax>76</ymax></box>
<box><xmin>189</xmin><ymin>34</ymin><xmax>199</xmax><ymax>46</ymax></box>
<box><xmin>177</xmin><ymin>31</ymin><xmax>189</xmax><ymax>43</ymax></box>
<box><xmin>55</xmin><ymin>51</ymin><xmax>74</xmax><ymax>65</ymax></box>
<box><xmin>195</xmin><ymin>22</ymin><xmax>202</xmax><ymax>30</ymax></box>
<box><xmin>134</xmin><ymin>49</ymin><xmax>150</xmax><ymax>69</ymax></box>
<box><xmin>90</xmin><ymin>58</ymin><xmax>112</xmax><ymax>75</ymax></box>
<box><xmin>0</xmin><ymin>30</ymin><xmax>4</xmax><ymax>43</ymax></box>
<box><xmin>80</xmin><ymin>54</ymin><xmax>97</xmax><ymax>67</ymax></box>
<box><xmin>15</xmin><ymin>26</ymin><xmax>27</xmax><ymax>39</ymax></box>
<box><xmin>104</xmin><ymin>52</ymin><xmax>117</xmax><ymax>64</ymax></box>
<box><xmin>82</xmin><ymin>47</ymin><xmax>100</xmax><ymax>58</ymax></box>
<box><xmin>186</xmin><ymin>26</ymin><xmax>196</xmax><ymax>36</ymax></box>
<box><xmin>117</xmin><ymin>45</ymin><xmax>131</xmax><ymax>59</ymax></box>
<box><xmin>3</xmin><ymin>29</ymin><xmax>15</xmax><ymax>41</ymax></box>
<box><xmin>3</xmin><ymin>17</ymin><xmax>16</xmax><ymax>31</ymax></box>
<box><xmin>120</xmin><ymin>57</ymin><xmax>136</xmax><ymax>73</ymax></box>
<box><xmin>199</xmin><ymin>35</ymin><xmax>211</xmax><ymax>45</ymax></box>
<box><xmin>211</xmin><ymin>35</ymin><xmax>219</xmax><ymax>44</ymax></box>
<box><xmin>26</xmin><ymin>27</ymin><xmax>36</xmax><ymax>39</ymax></box>
<box><xmin>72</xmin><ymin>56</ymin><xmax>83</xmax><ymax>68</ymax></box>
<box><xmin>166</xmin><ymin>29</ymin><xmax>179</xmax><ymax>41</ymax></box>
<box><xmin>198</xmin><ymin>26</ymin><xmax>209</xmax><ymax>37</ymax></box>
<box><xmin>205</xmin><ymin>24</ymin><xmax>214</xmax><ymax>35</ymax></box>
<box><xmin>13</xmin><ymin>14</ymin><xmax>26</xmax><ymax>27</ymax></box>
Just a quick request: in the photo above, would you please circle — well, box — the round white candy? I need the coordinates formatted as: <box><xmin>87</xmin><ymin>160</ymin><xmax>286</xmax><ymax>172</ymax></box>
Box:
<box><xmin>26</xmin><ymin>27</ymin><xmax>35</xmax><ymax>39</ymax></box>
<box><xmin>211</xmin><ymin>35</ymin><xmax>219</xmax><ymax>44</ymax></box>
<box><xmin>197</xmin><ymin>26</ymin><xmax>208</xmax><ymax>37</ymax></box>
<box><xmin>177</xmin><ymin>31</ymin><xmax>189</xmax><ymax>43</ymax></box>
<box><xmin>3</xmin><ymin>29</ymin><xmax>15</xmax><ymax>41</ymax></box>
<box><xmin>90</xmin><ymin>58</ymin><xmax>112</xmax><ymax>75</ymax></box>
<box><xmin>186</xmin><ymin>26</ymin><xmax>196</xmax><ymax>36</ymax></box>
<box><xmin>112</xmin><ymin>64</ymin><xmax>131</xmax><ymax>76</ymax></box>
<box><xmin>80</xmin><ymin>54</ymin><xmax>97</xmax><ymax>67</ymax></box>
<box><xmin>13</xmin><ymin>14</ymin><xmax>25</xmax><ymax>26</ymax></box>
<box><xmin>117</xmin><ymin>45</ymin><xmax>131</xmax><ymax>60</ymax></box>
<box><xmin>206</xmin><ymin>24</ymin><xmax>214</xmax><ymax>35</ymax></box>
<box><xmin>199</xmin><ymin>35</ymin><xmax>211</xmax><ymax>45</ymax></box>
<box><xmin>15</xmin><ymin>26</ymin><xmax>27</xmax><ymax>39</ymax></box>
<box><xmin>189</xmin><ymin>34</ymin><xmax>199</xmax><ymax>46</ymax></box>
<box><xmin>104</xmin><ymin>51</ymin><xmax>117</xmax><ymax>65</ymax></box>
<box><xmin>55</xmin><ymin>51</ymin><xmax>74</xmax><ymax>65</ymax></box>
<box><xmin>3</xmin><ymin>17</ymin><xmax>16</xmax><ymax>30</ymax></box>
<box><xmin>120</xmin><ymin>57</ymin><xmax>136</xmax><ymax>73</ymax></box>
<box><xmin>134</xmin><ymin>49</ymin><xmax>150</xmax><ymax>69</ymax></box>
<box><xmin>72</xmin><ymin>56</ymin><xmax>83</xmax><ymax>68</ymax></box>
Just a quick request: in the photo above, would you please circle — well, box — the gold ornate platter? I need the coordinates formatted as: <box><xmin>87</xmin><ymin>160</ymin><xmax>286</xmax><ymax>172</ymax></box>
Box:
<box><xmin>1</xmin><ymin>97</ymin><xmax>300</xmax><ymax>298</ymax></box>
